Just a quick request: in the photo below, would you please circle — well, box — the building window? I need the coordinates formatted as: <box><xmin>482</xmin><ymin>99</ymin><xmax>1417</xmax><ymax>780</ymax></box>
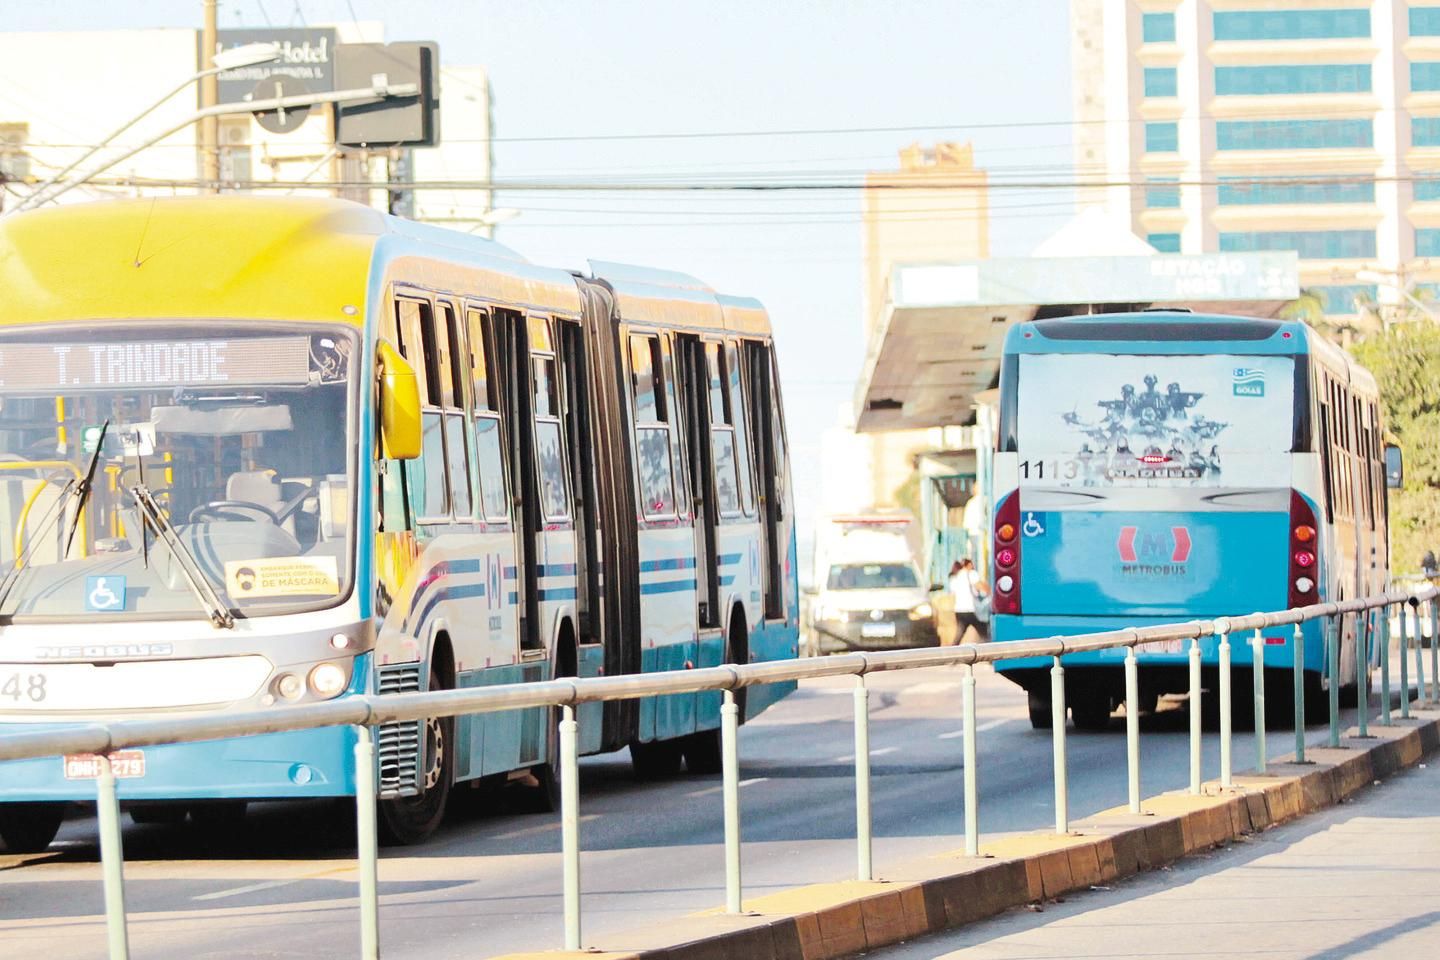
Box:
<box><xmin>1416</xmin><ymin>176</ymin><xmax>1440</xmax><ymax>201</ymax></box>
<box><xmin>1147</xmin><ymin>233</ymin><xmax>1182</xmax><ymax>253</ymax></box>
<box><xmin>1219</xmin><ymin>230</ymin><xmax>1376</xmax><ymax>259</ymax></box>
<box><xmin>1215</xmin><ymin>64</ymin><xmax>1370</xmax><ymax>96</ymax></box>
<box><xmin>1143</xmin><ymin>67</ymin><xmax>1178</xmax><ymax>98</ymax></box>
<box><xmin>1413</xmin><ymin>7</ymin><xmax>1440</xmax><ymax>36</ymax></box>
<box><xmin>1142</xmin><ymin>12</ymin><xmax>1176</xmax><ymax>42</ymax></box>
<box><xmin>1413</xmin><ymin>62</ymin><xmax>1440</xmax><ymax>92</ymax></box>
<box><xmin>1415</xmin><ymin>117</ymin><xmax>1440</xmax><ymax>147</ymax></box>
<box><xmin>1145</xmin><ymin>121</ymin><xmax>1179</xmax><ymax>153</ymax></box>
<box><xmin>1214</xmin><ymin>9</ymin><xmax>1369</xmax><ymax>41</ymax></box>
<box><xmin>1312</xmin><ymin>284</ymin><xmax>1377</xmax><ymax>314</ymax></box>
<box><xmin>0</xmin><ymin>123</ymin><xmax>28</xmax><ymax>182</ymax></box>
<box><xmin>1217</xmin><ymin>175</ymin><xmax>1373</xmax><ymax>205</ymax></box>
<box><xmin>1216</xmin><ymin>119</ymin><xmax>1372</xmax><ymax>151</ymax></box>
<box><xmin>1145</xmin><ymin>177</ymin><xmax>1181</xmax><ymax>208</ymax></box>
<box><xmin>1418</xmin><ymin>228</ymin><xmax>1440</xmax><ymax>256</ymax></box>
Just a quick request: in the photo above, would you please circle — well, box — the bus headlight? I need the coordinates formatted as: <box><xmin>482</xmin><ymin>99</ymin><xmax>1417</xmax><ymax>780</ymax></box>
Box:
<box><xmin>308</xmin><ymin>662</ymin><xmax>349</xmax><ymax>699</ymax></box>
<box><xmin>820</xmin><ymin>607</ymin><xmax>848</xmax><ymax>623</ymax></box>
<box><xmin>909</xmin><ymin>602</ymin><xmax>933</xmax><ymax>620</ymax></box>
<box><xmin>275</xmin><ymin>673</ymin><xmax>304</xmax><ymax>701</ymax></box>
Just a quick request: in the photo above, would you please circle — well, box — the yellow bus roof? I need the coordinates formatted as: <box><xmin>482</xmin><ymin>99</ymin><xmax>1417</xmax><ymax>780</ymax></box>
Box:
<box><xmin>0</xmin><ymin>196</ymin><xmax>387</xmax><ymax>327</ymax></box>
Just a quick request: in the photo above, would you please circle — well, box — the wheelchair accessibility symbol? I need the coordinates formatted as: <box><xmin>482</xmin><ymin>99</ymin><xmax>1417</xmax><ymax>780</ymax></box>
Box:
<box><xmin>85</xmin><ymin>575</ymin><xmax>127</xmax><ymax>613</ymax></box>
<box><xmin>1021</xmin><ymin>512</ymin><xmax>1047</xmax><ymax>538</ymax></box>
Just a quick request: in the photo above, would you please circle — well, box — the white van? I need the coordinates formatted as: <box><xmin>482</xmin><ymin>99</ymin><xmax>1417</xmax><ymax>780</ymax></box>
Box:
<box><xmin>810</xmin><ymin>528</ymin><xmax>937</xmax><ymax>653</ymax></box>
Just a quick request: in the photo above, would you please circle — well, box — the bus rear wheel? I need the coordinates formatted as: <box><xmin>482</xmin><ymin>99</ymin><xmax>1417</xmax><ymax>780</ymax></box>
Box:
<box><xmin>0</xmin><ymin>802</ymin><xmax>65</xmax><ymax>853</ymax></box>
<box><xmin>379</xmin><ymin>671</ymin><xmax>453</xmax><ymax>845</ymax></box>
<box><xmin>629</xmin><ymin>739</ymin><xmax>684</xmax><ymax>780</ymax></box>
<box><xmin>1027</xmin><ymin>691</ymin><xmax>1052</xmax><ymax>729</ymax></box>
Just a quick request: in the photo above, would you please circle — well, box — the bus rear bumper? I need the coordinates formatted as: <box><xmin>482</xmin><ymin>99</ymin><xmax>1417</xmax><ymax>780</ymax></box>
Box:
<box><xmin>0</xmin><ymin>723</ymin><xmax>358</xmax><ymax>803</ymax></box>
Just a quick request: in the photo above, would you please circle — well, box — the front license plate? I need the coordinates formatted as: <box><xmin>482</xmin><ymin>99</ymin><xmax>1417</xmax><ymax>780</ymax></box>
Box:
<box><xmin>860</xmin><ymin>623</ymin><xmax>897</xmax><ymax>638</ymax></box>
<box><xmin>63</xmin><ymin>750</ymin><xmax>146</xmax><ymax>780</ymax></box>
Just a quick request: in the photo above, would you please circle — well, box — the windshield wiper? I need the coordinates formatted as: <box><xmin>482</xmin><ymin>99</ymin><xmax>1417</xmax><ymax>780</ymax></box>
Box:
<box><xmin>63</xmin><ymin>419</ymin><xmax>109</xmax><ymax>558</ymax></box>
<box><xmin>128</xmin><ymin>482</ymin><xmax>235</xmax><ymax>629</ymax></box>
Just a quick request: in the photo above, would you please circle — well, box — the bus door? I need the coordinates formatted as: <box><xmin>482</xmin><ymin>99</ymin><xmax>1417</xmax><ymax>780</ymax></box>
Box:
<box><xmin>744</xmin><ymin>340</ymin><xmax>788</xmax><ymax>621</ymax></box>
<box><xmin>491</xmin><ymin>310</ymin><xmax>541</xmax><ymax>656</ymax></box>
<box><xmin>674</xmin><ymin>333</ymin><xmax>721</xmax><ymax>628</ymax></box>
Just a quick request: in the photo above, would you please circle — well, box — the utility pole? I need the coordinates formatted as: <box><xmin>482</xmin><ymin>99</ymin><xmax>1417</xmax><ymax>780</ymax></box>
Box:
<box><xmin>200</xmin><ymin>0</ymin><xmax>220</xmax><ymax>193</ymax></box>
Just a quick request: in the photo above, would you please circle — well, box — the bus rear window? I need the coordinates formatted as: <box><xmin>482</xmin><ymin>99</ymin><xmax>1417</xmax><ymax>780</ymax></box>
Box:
<box><xmin>1015</xmin><ymin>353</ymin><xmax>1296</xmax><ymax>488</ymax></box>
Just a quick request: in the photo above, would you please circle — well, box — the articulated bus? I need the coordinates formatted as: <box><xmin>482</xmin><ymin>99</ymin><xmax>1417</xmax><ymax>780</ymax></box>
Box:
<box><xmin>0</xmin><ymin>197</ymin><xmax>799</xmax><ymax>851</ymax></box>
<box><xmin>990</xmin><ymin>310</ymin><xmax>1392</xmax><ymax>730</ymax></box>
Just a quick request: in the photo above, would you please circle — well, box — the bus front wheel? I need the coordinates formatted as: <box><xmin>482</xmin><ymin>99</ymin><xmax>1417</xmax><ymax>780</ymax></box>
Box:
<box><xmin>1027</xmin><ymin>691</ymin><xmax>1052</xmax><ymax>729</ymax></box>
<box><xmin>379</xmin><ymin>672</ymin><xmax>453</xmax><ymax>845</ymax></box>
<box><xmin>0</xmin><ymin>802</ymin><xmax>65</xmax><ymax>853</ymax></box>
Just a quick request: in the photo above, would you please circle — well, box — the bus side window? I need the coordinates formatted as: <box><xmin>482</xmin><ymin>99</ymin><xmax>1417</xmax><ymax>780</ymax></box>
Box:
<box><xmin>397</xmin><ymin>297</ymin><xmax>449</xmax><ymax>522</ymax></box>
<box><xmin>630</xmin><ymin>333</ymin><xmax>676</xmax><ymax>518</ymax></box>
<box><xmin>533</xmin><ymin>320</ymin><xmax>571</xmax><ymax>522</ymax></box>
<box><xmin>468</xmin><ymin>308</ymin><xmax>509</xmax><ymax>524</ymax></box>
<box><xmin>726</xmin><ymin>340</ymin><xmax>755</xmax><ymax>516</ymax></box>
<box><xmin>706</xmin><ymin>341</ymin><xmax>741</xmax><ymax>516</ymax></box>
<box><xmin>438</xmin><ymin>301</ymin><xmax>473</xmax><ymax>519</ymax></box>
<box><xmin>660</xmin><ymin>334</ymin><xmax>689</xmax><ymax>516</ymax></box>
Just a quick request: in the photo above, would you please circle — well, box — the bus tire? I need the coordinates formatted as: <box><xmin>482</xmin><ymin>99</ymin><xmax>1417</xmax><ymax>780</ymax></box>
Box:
<box><xmin>682</xmin><ymin>729</ymin><xmax>722</xmax><ymax>774</ymax></box>
<box><xmin>0</xmin><ymin>802</ymin><xmax>65</xmax><ymax>853</ymax></box>
<box><xmin>522</xmin><ymin>705</ymin><xmax>564</xmax><ymax>814</ymax></box>
<box><xmin>379</xmin><ymin>662</ymin><xmax>453</xmax><ymax>846</ymax></box>
<box><xmin>629</xmin><ymin>739</ymin><xmax>684</xmax><ymax>780</ymax></box>
<box><xmin>1027</xmin><ymin>691</ymin><xmax>1052</xmax><ymax>729</ymax></box>
<box><xmin>1070</xmin><ymin>691</ymin><xmax>1114</xmax><ymax>732</ymax></box>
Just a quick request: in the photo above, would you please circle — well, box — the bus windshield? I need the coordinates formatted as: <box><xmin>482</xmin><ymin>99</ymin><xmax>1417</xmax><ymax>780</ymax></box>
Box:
<box><xmin>0</xmin><ymin>324</ymin><xmax>357</xmax><ymax>621</ymax></box>
<box><xmin>1015</xmin><ymin>352</ymin><xmax>1296</xmax><ymax>488</ymax></box>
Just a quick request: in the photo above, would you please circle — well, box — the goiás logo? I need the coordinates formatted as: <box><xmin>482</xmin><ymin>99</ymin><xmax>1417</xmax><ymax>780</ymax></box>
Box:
<box><xmin>1232</xmin><ymin>367</ymin><xmax>1265</xmax><ymax>398</ymax></box>
<box><xmin>1117</xmin><ymin>525</ymin><xmax>1192</xmax><ymax>580</ymax></box>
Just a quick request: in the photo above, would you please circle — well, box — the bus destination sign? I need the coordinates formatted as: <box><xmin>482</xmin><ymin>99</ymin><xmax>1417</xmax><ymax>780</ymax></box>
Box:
<box><xmin>0</xmin><ymin>336</ymin><xmax>312</xmax><ymax>392</ymax></box>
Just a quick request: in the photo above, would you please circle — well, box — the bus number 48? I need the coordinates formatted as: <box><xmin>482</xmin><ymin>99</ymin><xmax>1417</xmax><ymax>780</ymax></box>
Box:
<box><xmin>2</xmin><ymin>672</ymin><xmax>47</xmax><ymax>703</ymax></box>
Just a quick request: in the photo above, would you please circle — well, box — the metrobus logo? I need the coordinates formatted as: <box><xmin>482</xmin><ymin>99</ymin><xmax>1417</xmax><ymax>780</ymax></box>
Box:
<box><xmin>1117</xmin><ymin>526</ymin><xmax>1192</xmax><ymax>574</ymax></box>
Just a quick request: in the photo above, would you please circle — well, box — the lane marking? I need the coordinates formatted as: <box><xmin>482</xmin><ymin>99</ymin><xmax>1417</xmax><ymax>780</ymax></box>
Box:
<box><xmin>739</xmin><ymin>777</ymin><xmax>769</xmax><ymax>787</ymax></box>
<box><xmin>870</xmin><ymin>746</ymin><xmax>899</xmax><ymax>757</ymax></box>
<box><xmin>686</xmin><ymin>777</ymin><xmax>768</xmax><ymax>799</ymax></box>
<box><xmin>193</xmin><ymin>879</ymin><xmax>300</xmax><ymax>902</ymax></box>
<box><xmin>938</xmin><ymin>718</ymin><xmax>1011</xmax><ymax>740</ymax></box>
<box><xmin>492</xmin><ymin>813</ymin><xmax>600</xmax><ymax>840</ymax></box>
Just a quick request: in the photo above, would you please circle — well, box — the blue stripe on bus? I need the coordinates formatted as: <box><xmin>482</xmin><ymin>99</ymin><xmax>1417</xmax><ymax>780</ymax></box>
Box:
<box><xmin>404</xmin><ymin>559</ymin><xmax>487</xmax><ymax>633</ymax></box>
<box><xmin>538</xmin><ymin>563</ymin><xmax>578</xmax><ymax>577</ymax></box>
<box><xmin>720</xmin><ymin>574</ymin><xmax>737</xmax><ymax>586</ymax></box>
<box><xmin>640</xmin><ymin>578</ymin><xmax>698</xmax><ymax>595</ymax></box>
<box><xmin>410</xmin><ymin>582</ymin><xmax>488</xmax><ymax>637</ymax></box>
<box><xmin>539</xmin><ymin>587</ymin><xmax>579</xmax><ymax>601</ymax></box>
<box><xmin>639</xmin><ymin>557</ymin><xmax>696</xmax><ymax>572</ymax></box>
<box><xmin>718</xmin><ymin>553</ymin><xmax>743</xmax><ymax>566</ymax></box>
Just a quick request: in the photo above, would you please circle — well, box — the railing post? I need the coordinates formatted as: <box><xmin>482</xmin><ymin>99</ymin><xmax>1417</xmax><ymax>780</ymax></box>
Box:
<box><xmin>1380</xmin><ymin>608</ymin><xmax>1392</xmax><ymax>725</ymax></box>
<box><xmin>721</xmin><ymin>689</ymin><xmax>743</xmax><ymax>913</ymax></box>
<box><xmin>1124</xmin><ymin>644</ymin><xmax>1141</xmax><ymax>813</ymax></box>
<box><xmin>95</xmin><ymin>754</ymin><xmax>131</xmax><ymax>960</ymax></box>
<box><xmin>853</xmin><ymin>674</ymin><xmax>873</xmax><ymax>881</ymax></box>
<box><xmin>1252</xmin><ymin>626</ymin><xmax>1267</xmax><ymax>772</ymax></box>
<box><xmin>1050</xmin><ymin>655</ymin><xmax>1068</xmax><ymax>835</ymax></box>
<box><xmin>1219</xmin><ymin>625</ymin><xmax>1232</xmax><ymax>788</ymax></box>
<box><xmin>561</xmin><ymin>704</ymin><xmax>582</xmax><ymax>948</ymax></box>
<box><xmin>1422</xmin><ymin>595</ymin><xmax>1434</xmax><ymax>702</ymax></box>
<box><xmin>1189</xmin><ymin>636</ymin><xmax>1202</xmax><ymax>794</ymax></box>
<box><xmin>1292</xmin><ymin>622</ymin><xmax>1305</xmax><ymax>764</ymax></box>
<box><xmin>353</xmin><ymin>725</ymin><xmax>380</xmax><ymax>960</ymax></box>
<box><xmin>1355</xmin><ymin>606</ymin><xmax>1369</xmax><ymax>739</ymax></box>
<box><xmin>962</xmin><ymin>664</ymin><xmax>980</xmax><ymax>856</ymax></box>
<box><xmin>1400</xmin><ymin>602</ymin><xmax>1412</xmax><ymax>719</ymax></box>
<box><xmin>1413</xmin><ymin>600</ymin><xmax>1427</xmax><ymax>711</ymax></box>
<box><xmin>1329</xmin><ymin>615</ymin><xmax>1343</xmax><ymax>744</ymax></box>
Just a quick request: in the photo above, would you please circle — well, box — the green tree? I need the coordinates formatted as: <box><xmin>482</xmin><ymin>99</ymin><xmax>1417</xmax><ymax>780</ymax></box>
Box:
<box><xmin>1351</xmin><ymin>323</ymin><xmax>1440</xmax><ymax>574</ymax></box>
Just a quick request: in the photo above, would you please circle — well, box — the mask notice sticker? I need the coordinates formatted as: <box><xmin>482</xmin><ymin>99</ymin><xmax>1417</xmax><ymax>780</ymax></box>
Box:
<box><xmin>225</xmin><ymin>556</ymin><xmax>340</xmax><ymax>598</ymax></box>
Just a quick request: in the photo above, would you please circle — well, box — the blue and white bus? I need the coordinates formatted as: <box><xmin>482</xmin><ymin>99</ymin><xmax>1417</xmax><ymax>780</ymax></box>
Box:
<box><xmin>989</xmin><ymin>310</ymin><xmax>1389</xmax><ymax>730</ymax></box>
<box><xmin>0</xmin><ymin>197</ymin><xmax>799</xmax><ymax>850</ymax></box>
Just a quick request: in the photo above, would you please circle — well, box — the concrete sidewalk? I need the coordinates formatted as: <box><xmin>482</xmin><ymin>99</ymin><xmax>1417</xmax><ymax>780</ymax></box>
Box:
<box><xmin>876</xmin><ymin>753</ymin><xmax>1440</xmax><ymax>959</ymax></box>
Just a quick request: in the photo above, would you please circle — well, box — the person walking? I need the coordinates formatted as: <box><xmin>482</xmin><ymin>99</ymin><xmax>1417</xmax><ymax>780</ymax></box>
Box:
<box><xmin>948</xmin><ymin>558</ymin><xmax>989</xmax><ymax>643</ymax></box>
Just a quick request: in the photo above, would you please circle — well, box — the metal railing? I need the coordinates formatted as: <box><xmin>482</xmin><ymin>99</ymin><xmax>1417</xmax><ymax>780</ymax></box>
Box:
<box><xmin>2</xmin><ymin>584</ymin><xmax>1438</xmax><ymax>960</ymax></box>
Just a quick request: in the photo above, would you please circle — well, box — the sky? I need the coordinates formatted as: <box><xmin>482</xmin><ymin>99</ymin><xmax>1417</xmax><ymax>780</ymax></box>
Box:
<box><xmin>3</xmin><ymin>0</ymin><xmax>1075</xmax><ymax>561</ymax></box>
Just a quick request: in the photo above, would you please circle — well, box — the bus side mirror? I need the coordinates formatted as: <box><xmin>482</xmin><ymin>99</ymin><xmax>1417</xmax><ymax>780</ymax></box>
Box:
<box><xmin>1385</xmin><ymin>444</ymin><xmax>1404</xmax><ymax>489</ymax></box>
<box><xmin>377</xmin><ymin>340</ymin><xmax>422</xmax><ymax>460</ymax></box>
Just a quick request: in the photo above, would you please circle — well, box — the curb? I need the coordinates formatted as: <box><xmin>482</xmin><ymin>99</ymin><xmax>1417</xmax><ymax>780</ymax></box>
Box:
<box><xmin>492</xmin><ymin>706</ymin><xmax>1440</xmax><ymax>960</ymax></box>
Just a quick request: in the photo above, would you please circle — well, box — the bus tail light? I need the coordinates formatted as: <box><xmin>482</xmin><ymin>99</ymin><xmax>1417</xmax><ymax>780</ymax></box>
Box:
<box><xmin>993</xmin><ymin>493</ymin><xmax>1021</xmax><ymax>615</ymax></box>
<box><xmin>1289</xmin><ymin>491</ymin><xmax>1318</xmax><ymax>608</ymax></box>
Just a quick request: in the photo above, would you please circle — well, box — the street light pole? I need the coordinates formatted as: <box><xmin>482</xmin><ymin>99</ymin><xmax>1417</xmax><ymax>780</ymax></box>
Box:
<box><xmin>1356</xmin><ymin>268</ymin><xmax>1437</xmax><ymax>327</ymax></box>
<box><xmin>201</xmin><ymin>0</ymin><xmax>220</xmax><ymax>195</ymax></box>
